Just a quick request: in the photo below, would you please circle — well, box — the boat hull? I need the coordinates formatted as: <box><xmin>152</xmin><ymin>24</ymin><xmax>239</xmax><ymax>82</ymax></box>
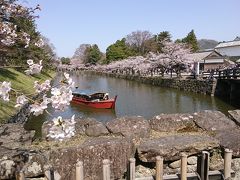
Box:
<box><xmin>71</xmin><ymin>96</ymin><xmax>117</xmax><ymax>109</ymax></box>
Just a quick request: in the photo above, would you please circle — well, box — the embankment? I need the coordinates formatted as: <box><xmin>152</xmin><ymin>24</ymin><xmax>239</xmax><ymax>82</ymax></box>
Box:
<box><xmin>87</xmin><ymin>71</ymin><xmax>216</xmax><ymax>96</ymax></box>
<box><xmin>0</xmin><ymin>68</ymin><xmax>55</xmax><ymax>123</ymax></box>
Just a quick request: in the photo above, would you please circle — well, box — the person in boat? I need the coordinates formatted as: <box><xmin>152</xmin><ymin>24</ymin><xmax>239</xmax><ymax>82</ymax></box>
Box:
<box><xmin>103</xmin><ymin>93</ymin><xmax>109</xmax><ymax>100</ymax></box>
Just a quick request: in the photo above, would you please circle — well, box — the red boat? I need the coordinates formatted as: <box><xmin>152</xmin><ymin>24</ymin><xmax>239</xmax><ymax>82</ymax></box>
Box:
<box><xmin>71</xmin><ymin>92</ymin><xmax>117</xmax><ymax>109</ymax></box>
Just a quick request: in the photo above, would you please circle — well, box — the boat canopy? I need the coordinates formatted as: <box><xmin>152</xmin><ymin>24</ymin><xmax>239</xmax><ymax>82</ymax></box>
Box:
<box><xmin>72</xmin><ymin>92</ymin><xmax>109</xmax><ymax>101</ymax></box>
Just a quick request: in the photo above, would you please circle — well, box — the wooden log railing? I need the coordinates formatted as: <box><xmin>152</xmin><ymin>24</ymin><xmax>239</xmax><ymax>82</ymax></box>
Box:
<box><xmin>202</xmin><ymin>67</ymin><xmax>240</xmax><ymax>79</ymax></box>
<box><xmin>15</xmin><ymin>149</ymin><xmax>234</xmax><ymax>180</ymax></box>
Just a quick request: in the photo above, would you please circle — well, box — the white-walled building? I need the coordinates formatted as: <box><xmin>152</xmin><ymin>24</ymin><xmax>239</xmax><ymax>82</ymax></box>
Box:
<box><xmin>188</xmin><ymin>50</ymin><xmax>232</xmax><ymax>75</ymax></box>
<box><xmin>215</xmin><ymin>37</ymin><xmax>240</xmax><ymax>58</ymax></box>
<box><xmin>188</xmin><ymin>37</ymin><xmax>240</xmax><ymax>75</ymax></box>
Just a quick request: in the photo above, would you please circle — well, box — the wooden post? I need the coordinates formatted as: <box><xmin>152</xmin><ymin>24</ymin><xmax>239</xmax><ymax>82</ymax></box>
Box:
<box><xmin>16</xmin><ymin>170</ymin><xmax>25</xmax><ymax>180</ymax></box>
<box><xmin>224</xmin><ymin>148</ymin><xmax>233</xmax><ymax>179</ymax></box>
<box><xmin>156</xmin><ymin>156</ymin><xmax>163</xmax><ymax>180</ymax></box>
<box><xmin>76</xmin><ymin>161</ymin><xmax>84</xmax><ymax>180</ymax></box>
<box><xmin>44</xmin><ymin>168</ymin><xmax>52</xmax><ymax>180</ymax></box>
<box><xmin>200</xmin><ymin>152</ymin><xmax>205</xmax><ymax>179</ymax></box>
<box><xmin>197</xmin><ymin>151</ymin><xmax>210</xmax><ymax>180</ymax></box>
<box><xmin>129</xmin><ymin>158</ymin><xmax>136</xmax><ymax>180</ymax></box>
<box><xmin>103</xmin><ymin>159</ymin><xmax>110</xmax><ymax>180</ymax></box>
<box><xmin>180</xmin><ymin>153</ymin><xmax>187</xmax><ymax>180</ymax></box>
<box><xmin>203</xmin><ymin>151</ymin><xmax>210</xmax><ymax>180</ymax></box>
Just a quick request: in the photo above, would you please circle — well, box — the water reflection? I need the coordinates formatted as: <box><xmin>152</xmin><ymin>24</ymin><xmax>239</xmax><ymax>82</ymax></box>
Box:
<box><xmin>70</xmin><ymin>102</ymin><xmax>117</xmax><ymax>122</ymax></box>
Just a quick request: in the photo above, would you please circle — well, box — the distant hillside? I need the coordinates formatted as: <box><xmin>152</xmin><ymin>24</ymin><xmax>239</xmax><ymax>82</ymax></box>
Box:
<box><xmin>197</xmin><ymin>39</ymin><xmax>219</xmax><ymax>50</ymax></box>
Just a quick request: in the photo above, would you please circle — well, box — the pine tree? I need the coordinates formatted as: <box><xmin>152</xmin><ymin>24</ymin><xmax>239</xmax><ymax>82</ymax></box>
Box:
<box><xmin>182</xmin><ymin>30</ymin><xmax>199</xmax><ymax>52</ymax></box>
<box><xmin>157</xmin><ymin>31</ymin><xmax>171</xmax><ymax>42</ymax></box>
<box><xmin>155</xmin><ymin>31</ymin><xmax>172</xmax><ymax>52</ymax></box>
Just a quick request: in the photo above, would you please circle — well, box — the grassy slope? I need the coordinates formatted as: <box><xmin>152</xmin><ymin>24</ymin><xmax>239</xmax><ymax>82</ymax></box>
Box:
<box><xmin>0</xmin><ymin>68</ymin><xmax>55</xmax><ymax>123</ymax></box>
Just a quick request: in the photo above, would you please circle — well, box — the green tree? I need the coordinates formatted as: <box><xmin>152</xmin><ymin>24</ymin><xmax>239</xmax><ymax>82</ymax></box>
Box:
<box><xmin>61</xmin><ymin>57</ymin><xmax>70</xmax><ymax>64</ymax></box>
<box><xmin>182</xmin><ymin>30</ymin><xmax>199</xmax><ymax>52</ymax></box>
<box><xmin>84</xmin><ymin>44</ymin><xmax>102</xmax><ymax>65</ymax></box>
<box><xmin>174</xmin><ymin>39</ymin><xmax>182</xmax><ymax>43</ymax></box>
<box><xmin>106</xmin><ymin>38</ymin><xmax>135</xmax><ymax>63</ymax></box>
<box><xmin>155</xmin><ymin>31</ymin><xmax>172</xmax><ymax>52</ymax></box>
<box><xmin>6</xmin><ymin>19</ymin><xmax>35</xmax><ymax>65</ymax></box>
<box><xmin>157</xmin><ymin>31</ymin><xmax>171</xmax><ymax>42</ymax></box>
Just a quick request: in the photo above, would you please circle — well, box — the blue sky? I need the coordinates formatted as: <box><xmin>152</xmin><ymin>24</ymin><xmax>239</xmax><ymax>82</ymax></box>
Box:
<box><xmin>24</xmin><ymin>0</ymin><xmax>240</xmax><ymax>57</ymax></box>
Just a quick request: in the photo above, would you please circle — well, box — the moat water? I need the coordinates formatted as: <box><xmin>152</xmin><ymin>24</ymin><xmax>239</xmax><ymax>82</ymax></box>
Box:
<box><xmin>25</xmin><ymin>71</ymin><xmax>235</xmax><ymax>137</ymax></box>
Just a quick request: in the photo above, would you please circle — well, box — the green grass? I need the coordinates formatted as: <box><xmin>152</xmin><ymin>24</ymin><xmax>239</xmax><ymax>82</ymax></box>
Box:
<box><xmin>0</xmin><ymin>68</ymin><xmax>55</xmax><ymax>123</ymax></box>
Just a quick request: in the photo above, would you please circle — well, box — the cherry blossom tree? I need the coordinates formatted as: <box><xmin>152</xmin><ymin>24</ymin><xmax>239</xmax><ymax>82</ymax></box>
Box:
<box><xmin>148</xmin><ymin>52</ymin><xmax>169</xmax><ymax>77</ymax></box>
<box><xmin>94</xmin><ymin>40</ymin><xmax>194</xmax><ymax>78</ymax></box>
<box><xmin>161</xmin><ymin>41</ymin><xmax>193</xmax><ymax>77</ymax></box>
<box><xmin>0</xmin><ymin>0</ymin><xmax>76</xmax><ymax>141</ymax></box>
<box><xmin>0</xmin><ymin>1</ymin><xmax>40</xmax><ymax>49</ymax></box>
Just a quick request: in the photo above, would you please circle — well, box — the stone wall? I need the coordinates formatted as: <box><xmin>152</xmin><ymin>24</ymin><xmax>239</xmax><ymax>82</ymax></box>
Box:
<box><xmin>215</xmin><ymin>79</ymin><xmax>240</xmax><ymax>107</ymax></box>
<box><xmin>88</xmin><ymin>71</ymin><xmax>215</xmax><ymax>95</ymax></box>
<box><xmin>1</xmin><ymin>110</ymin><xmax>240</xmax><ymax>179</ymax></box>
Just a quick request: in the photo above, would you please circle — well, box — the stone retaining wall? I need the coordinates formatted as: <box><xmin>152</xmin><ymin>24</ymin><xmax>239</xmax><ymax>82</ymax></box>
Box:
<box><xmin>1</xmin><ymin>110</ymin><xmax>240</xmax><ymax>179</ymax></box>
<box><xmin>87</xmin><ymin>71</ymin><xmax>215</xmax><ymax>95</ymax></box>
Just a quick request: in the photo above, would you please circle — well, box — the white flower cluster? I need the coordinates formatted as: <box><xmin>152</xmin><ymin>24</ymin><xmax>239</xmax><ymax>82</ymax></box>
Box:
<box><xmin>0</xmin><ymin>81</ymin><xmax>11</xmax><ymax>101</ymax></box>
<box><xmin>1</xmin><ymin>3</ymin><xmax>27</xmax><ymax>15</ymax></box>
<box><xmin>34</xmin><ymin>38</ymin><xmax>44</xmax><ymax>48</ymax></box>
<box><xmin>1</xmin><ymin>71</ymin><xmax>74</xmax><ymax>118</ymax></box>
<box><xmin>30</xmin><ymin>95</ymin><xmax>50</xmax><ymax>116</ymax></box>
<box><xmin>0</xmin><ymin>22</ymin><xmax>31</xmax><ymax>47</ymax></box>
<box><xmin>50</xmin><ymin>73</ymin><xmax>74</xmax><ymax>111</ymax></box>
<box><xmin>25</xmin><ymin>59</ymin><xmax>43</xmax><ymax>75</ymax></box>
<box><xmin>34</xmin><ymin>80</ymin><xmax>51</xmax><ymax>93</ymax></box>
<box><xmin>63</xmin><ymin>72</ymin><xmax>75</xmax><ymax>87</ymax></box>
<box><xmin>47</xmin><ymin>115</ymin><xmax>76</xmax><ymax>141</ymax></box>
<box><xmin>29</xmin><ymin>72</ymin><xmax>74</xmax><ymax>114</ymax></box>
<box><xmin>51</xmin><ymin>86</ymin><xmax>73</xmax><ymax>111</ymax></box>
<box><xmin>15</xmin><ymin>95</ymin><xmax>28</xmax><ymax>108</ymax></box>
<box><xmin>14</xmin><ymin>80</ymin><xmax>51</xmax><ymax>109</ymax></box>
<box><xmin>22</xmin><ymin>32</ymin><xmax>31</xmax><ymax>48</ymax></box>
<box><xmin>0</xmin><ymin>22</ymin><xmax>17</xmax><ymax>46</ymax></box>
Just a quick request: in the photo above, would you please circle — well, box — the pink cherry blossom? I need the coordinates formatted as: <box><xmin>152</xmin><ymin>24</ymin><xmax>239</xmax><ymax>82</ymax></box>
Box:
<box><xmin>34</xmin><ymin>80</ymin><xmax>51</xmax><ymax>93</ymax></box>
<box><xmin>15</xmin><ymin>95</ymin><xmax>28</xmax><ymax>108</ymax></box>
<box><xmin>25</xmin><ymin>60</ymin><xmax>43</xmax><ymax>75</ymax></box>
<box><xmin>0</xmin><ymin>81</ymin><xmax>11</xmax><ymax>102</ymax></box>
<box><xmin>64</xmin><ymin>72</ymin><xmax>75</xmax><ymax>87</ymax></box>
<box><xmin>51</xmin><ymin>86</ymin><xmax>73</xmax><ymax>111</ymax></box>
<box><xmin>34</xmin><ymin>38</ymin><xmax>44</xmax><ymax>47</ymax></box>
<box><xmin>30</xmin><ymin>95</ymin><xmax>50</xmax><ymax>116</ymax></box>
<box><xmin>47</xmin><ymin>115</ymin><xmax>76</xmax><ymax>141</ymax></box>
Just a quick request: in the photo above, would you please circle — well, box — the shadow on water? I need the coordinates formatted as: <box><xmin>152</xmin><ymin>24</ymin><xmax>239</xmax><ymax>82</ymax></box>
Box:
<box><xmin>70</xmin><ymin>102</ymin><xmax>117</xmax><ymax>123</ymax></box>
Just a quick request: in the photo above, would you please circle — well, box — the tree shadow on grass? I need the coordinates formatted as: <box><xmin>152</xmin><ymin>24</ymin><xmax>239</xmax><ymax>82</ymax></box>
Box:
<box><xmin>42</xmin><ymin>70</ymin><xmax>53</xmax><ymax>78</ymax></box>
<box><xmin>0</xmin><ymin>68</ymin><xmax>18</xmax><ymax>80</ymax></box>
<box><xmin>31</xmin><ymin>70</ymin><xmax>53</xmax><ymax>80</ymax></box>
<box><xmin>0</xmin><ymin>101</ymin><xmax>16</xmax><ymax>123</ymax></box>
